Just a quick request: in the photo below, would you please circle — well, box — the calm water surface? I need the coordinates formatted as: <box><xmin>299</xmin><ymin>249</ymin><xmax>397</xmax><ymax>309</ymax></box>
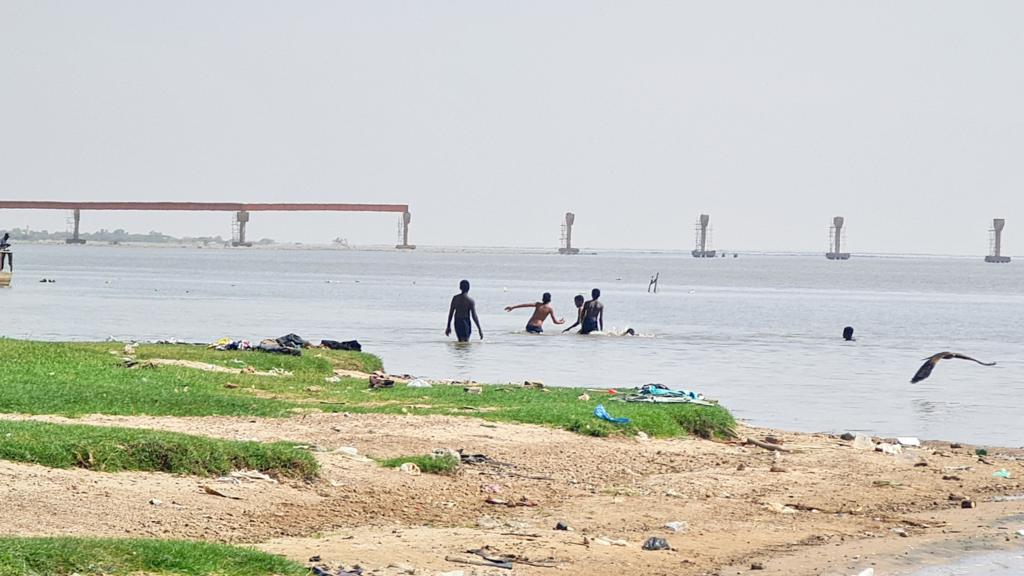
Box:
<box><xmin>4</xmin><ymin>244</ymin><xmax>1023</xmax><ymax>446</ymax></box>
<box><xmin>908</xmin><ymin>549</ymin><xmax>1024</xmax><ymax>576</ymax></box>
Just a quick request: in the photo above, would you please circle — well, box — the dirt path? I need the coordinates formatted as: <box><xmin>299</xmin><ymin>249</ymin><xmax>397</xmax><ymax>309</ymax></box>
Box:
<box><xmin>1</xmin><ymin>412</ymin><xmax>1022</xmax><ymax>575</ymax></box>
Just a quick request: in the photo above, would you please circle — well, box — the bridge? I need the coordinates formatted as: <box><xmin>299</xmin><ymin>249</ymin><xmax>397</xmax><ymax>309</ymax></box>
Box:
<box><xmin>0</xmin><ymin>201</ymin><xmax>414</xmax><ymax>248</ymax></box>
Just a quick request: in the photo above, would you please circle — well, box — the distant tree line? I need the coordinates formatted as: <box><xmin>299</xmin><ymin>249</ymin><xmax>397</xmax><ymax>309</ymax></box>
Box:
<box><xmin>4</xmin><ymin>228</ymin><xmax>275</xmax><ymax>246</ymax></box>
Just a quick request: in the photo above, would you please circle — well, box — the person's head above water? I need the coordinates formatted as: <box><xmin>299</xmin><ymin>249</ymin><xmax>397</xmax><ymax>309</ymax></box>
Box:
<box><xmin>574</xmin><ymin>294</ymin><xmax>585</xmax><ymax>306</ymax></box>
<box><xmin>591</xmin><ymin>288</ymin><xmax>601</xmax><ymax>299</ymax></box>
<box><xmin>459</xmin><ymin>279</ymin><xmax>470</xmax><ymax>293</ymax></box>
<box><xmin>541</xmin><ymin>292</ymin><xmax>552</xmax><ymax>304</ymax></box>
<box><xmin>843</xmin><ymin>326</ymin><xmax>855</xmax><ymax>341</ymax></box>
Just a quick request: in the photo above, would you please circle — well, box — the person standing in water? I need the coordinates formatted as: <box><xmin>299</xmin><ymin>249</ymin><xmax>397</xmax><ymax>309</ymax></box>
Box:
<box><xmin>446</xmin><ymin>280</ymin><xmax>483</xmax><ymax>342</ymax></box>
<box><xmin>505</xmin><ymin>292</ymin><xmax>564</xmax><ymax>334</ymax></box>
<box><xmin>580</xmin><ymin>288</ymin><xmax>604</xmax><ymax>334</ymax></box>
<box><xmin>0</xmin><ymin>232</ymin><xmax>12</xmax><ymax>272</ymax></box>
<box><xmin>562</xmin><ymin>294</ymin><xmax>586</xmax><ymax>333</ymax></box>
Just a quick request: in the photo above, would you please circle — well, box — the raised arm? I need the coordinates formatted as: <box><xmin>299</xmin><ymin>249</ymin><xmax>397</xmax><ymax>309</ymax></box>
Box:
<box><xmin>504</xmin><ymin>303</ymin><xmax>536</xmax><ymax>312</ymax></box>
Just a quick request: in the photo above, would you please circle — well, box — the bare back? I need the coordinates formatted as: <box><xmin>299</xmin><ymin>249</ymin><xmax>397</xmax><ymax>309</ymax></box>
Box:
<box><xmin>527</xmin><ymin>303</ymin><xmax>555</xmax><ymax>327</ymax></box>
<box><xmin>451</xmin><ymin>293</ymin><xmax>475</xmax><ymax>318</ymax></box>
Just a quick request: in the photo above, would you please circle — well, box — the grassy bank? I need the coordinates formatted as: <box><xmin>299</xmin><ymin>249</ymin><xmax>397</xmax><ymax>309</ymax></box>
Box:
<box><xmin>0</xmin><ymin>339</ymin><xmax>735</xmax><ymax>439</ymax></box>
<box><xmin>0</xmin><ymin>339</ymin><xmax>380</xmax><ymax>417</ymax></box>
<box><xmin>0</xmin><ymin>420</ymin><xmax>318</xmax><ymax>478</ymax></box>
<box><xmin>0</xmin><ymin>537</ymin><xmax>306</xmax><ymax>576</ymax></box>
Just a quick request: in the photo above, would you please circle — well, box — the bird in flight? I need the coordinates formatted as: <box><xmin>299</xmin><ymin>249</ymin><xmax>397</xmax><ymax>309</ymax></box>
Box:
<box><xmin>911</xmin><ymin>352</ymin><xmax>996</xmax><ymax>383</ymax></box>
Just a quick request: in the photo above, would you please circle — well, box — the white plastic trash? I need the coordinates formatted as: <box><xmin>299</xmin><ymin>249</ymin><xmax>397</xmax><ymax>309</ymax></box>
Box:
<box><xmin>896</xmin><ymin>437</ymin><xmax>921</xmax><ymax>447</ymax></box>
<box><xmin>878</xmin><ymin>443</ymin><xmax>903</xmax><ymax>456</ymax></box>
<box><xmin>852</xmin><ymin>434</ymin><xmax>875</xmax><ymax>450</ymax></box>
<box><xmin>665</xmin><ymin>521</ymin><xmax>688</xmax><ymax>533</ymax></box>
<box><xmin>399</xmin><ymin>462</ymin><xmax>422</xmax><ymax>476</ymax></box>
<box><xmin>408</xmin><ymin>378</ymin><xmax>432</xmax><ymax>388</ymax></box>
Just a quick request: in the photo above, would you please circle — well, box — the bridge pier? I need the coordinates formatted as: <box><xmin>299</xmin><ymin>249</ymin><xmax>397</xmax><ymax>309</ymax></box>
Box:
<box><xmin>559</xmin><ymin>212</ymin><xmax>579</xmax><ymax>254</ymax></box>
<box><xmin>65</xmin><ymin>209</ymin><xmax>86</xmax><ymax>244</ymax></box>
<box><xmin>396</xmin><ymin>211</ymin><xmax>415</xmax><ymax>249</ymax></box>
<box><xmin>231</xmin><ymin>210</ymin><xmax>252</xmax><ymax>247</ymax></box>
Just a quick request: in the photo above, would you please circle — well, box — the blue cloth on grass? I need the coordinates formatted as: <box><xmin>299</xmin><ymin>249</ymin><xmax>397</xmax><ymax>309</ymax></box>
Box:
<box><xmin>594</xmin><ymin>404</ymin><xmax>630</xmax><ymax>424</ymax></box>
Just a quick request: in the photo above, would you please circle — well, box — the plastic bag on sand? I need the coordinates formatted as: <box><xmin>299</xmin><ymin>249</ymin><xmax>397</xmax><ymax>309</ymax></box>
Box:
<box><xmin>855</xmin><ymin>569</ymin><xmax>874</xmax><ymax>576</ymax></box>
<box><xmin>852</xmin><ymin>434</ymin><xmax>875</xmax><ymax>450</ymax></box>
<box><xmin>665</xmin><ymin>521</ymin><xmax>688</xmax><ymax>533</ymax></box>
<box><xmin>642</xmin><ymin>537</ymin><xmax>671</xmax><ymax>551</ymax></box>
<box><xmin>408</xmin><ymin>378</ymin><xmax>432</xmax><ymax>388</ymax></box>
<box><xmin>878</xmin><ymin>443</ymin><xmax>902</xmax><ymax>456</ymax></box>
<box><xmin>400</xmin><ymin>462</ymin><xmax>421</xmax><ymax>475</ymax></box>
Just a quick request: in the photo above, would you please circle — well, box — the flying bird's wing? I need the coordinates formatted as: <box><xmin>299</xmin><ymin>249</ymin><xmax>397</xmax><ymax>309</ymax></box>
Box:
<box><xmin>948</xmin><ymin>353</ymin><xmax>996</xmax><ymax>366</ymax></box>
<box><xmin>910</xmin><ymin>358</ymin><xmax>936</xmax><ymax>383</ymax></box>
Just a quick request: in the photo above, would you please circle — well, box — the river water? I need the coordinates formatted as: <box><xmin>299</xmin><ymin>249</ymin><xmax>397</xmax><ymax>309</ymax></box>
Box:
<box><xmin>3</xmin><ymin>244</ymin><xmax>1022</xmax><ymax>447</ymax></box>
<box><xmin>908</xmin><ymin>549</ymin><xmax>1024</xmax><ymax>576</ymax></box>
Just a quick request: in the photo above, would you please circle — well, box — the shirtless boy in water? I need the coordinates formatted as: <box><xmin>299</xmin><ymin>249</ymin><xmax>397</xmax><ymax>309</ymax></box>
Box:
<box><xmin>562</xmin><ymin>294</ymin><xmax>586</xmax><ymax>333</ymax></box>
<box><xmin>580</xmin><ymin>288</ymin><xmax>604</xmax><ymax>334</ymax></box>
<box><xmin>446</xmin><ymin>280</ymin><xmax>483</xmax><ymax>342</ymax></box>
<box><xmin>505</xmin><ymin>292</ymin><xmax>564</xmax><ymax>334</ymax></box>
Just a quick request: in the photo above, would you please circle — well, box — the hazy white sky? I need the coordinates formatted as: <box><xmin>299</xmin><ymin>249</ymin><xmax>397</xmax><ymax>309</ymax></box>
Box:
<box><xmin>1</xmin><ymin>1</ymin><xmax>1021</xmax><ymax>254</ymax></box>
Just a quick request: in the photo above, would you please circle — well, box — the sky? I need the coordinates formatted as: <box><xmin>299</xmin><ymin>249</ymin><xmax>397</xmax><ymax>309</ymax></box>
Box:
<box><xmin>1</xmin><ymin>1</ymin><xmax>1021</xmax><ymax>255</ymax></box>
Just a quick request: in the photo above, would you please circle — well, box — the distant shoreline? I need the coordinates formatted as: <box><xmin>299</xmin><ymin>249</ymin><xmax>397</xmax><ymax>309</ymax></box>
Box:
<box><xmin>10</xmin><ymin>239</ymin><xmax>1005</xmax><ymax>259</ymax></box>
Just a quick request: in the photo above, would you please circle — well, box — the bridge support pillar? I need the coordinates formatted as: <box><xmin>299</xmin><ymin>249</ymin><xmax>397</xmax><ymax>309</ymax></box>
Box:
<box><xmin>232</xmin><ymin>210</ymin><xmax>252</xmax><ymax>247</ymax></box>
<box><xmin>65</xmin><ymin>209</ymin><xmax>86</xmax><ymax>244</ymax></box>
<box><xmin>396</xmin><ymin>211</ymin><xmax>415</xmax><ymax>249</ymax></box>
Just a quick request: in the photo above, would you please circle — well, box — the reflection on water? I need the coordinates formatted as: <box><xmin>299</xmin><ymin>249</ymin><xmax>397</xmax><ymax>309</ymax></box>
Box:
<box><xmin>5</xmin><ymin>245</ymin><xmax>1024</xmax><ymax>446</ymax></box>
<box><xmin>446</xmin><ymin>341</ymin><xmax>479</xmax><ymax>373</ymax></box>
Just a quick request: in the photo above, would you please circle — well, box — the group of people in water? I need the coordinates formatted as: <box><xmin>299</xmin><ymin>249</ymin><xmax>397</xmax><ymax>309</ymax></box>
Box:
<box><xmin>445</xmin><ymin>280</ymin><xmax>605</xmax><ymax>342</ymax></box>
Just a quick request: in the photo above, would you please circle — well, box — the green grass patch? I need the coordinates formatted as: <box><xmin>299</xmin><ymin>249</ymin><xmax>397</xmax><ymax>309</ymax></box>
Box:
<box><xmin>0</xmin><ymin>537</ymin><xmax>306</xmax><ymax>576</ymax></box>
<box><xmin>0</xmin><ymin>420</ymin><xmax>318</xmax><ymax>479</ymax></box>
<box><xmin>0</xmin><ymin>339</ymin><xmax>379</xmax><ymax>417</ymax></box>
<box><xmin>0</xmin><ymin>339</ymin><xmax>735</xmax><ymax>439</ymax></box>
<box><xmin>378</xmin><ymin>453</ymin><xmax>460</xmax><ymax>475</ymax></box>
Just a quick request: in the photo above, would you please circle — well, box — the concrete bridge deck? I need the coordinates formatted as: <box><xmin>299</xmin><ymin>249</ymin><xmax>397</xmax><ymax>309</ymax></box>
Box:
<box><xmin>0</xmin><ymin>201</ymin><xmax>414</xmax><ymax>248</ymax></box>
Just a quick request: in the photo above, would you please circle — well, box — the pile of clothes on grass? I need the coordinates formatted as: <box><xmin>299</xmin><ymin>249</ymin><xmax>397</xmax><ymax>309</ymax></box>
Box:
<box><xmin>209</xmin><ymin>333</ymin><xmax>362</xmax><ymax>356</ymax></box>
<box><xmin>617</xmin><ymin>383</ymin><xmax>716</xmax><ymax>406</ymax></box>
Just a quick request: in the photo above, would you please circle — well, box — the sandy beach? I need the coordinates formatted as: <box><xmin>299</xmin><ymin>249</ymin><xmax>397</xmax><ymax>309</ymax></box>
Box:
<box><xmin>1</xmin><ymin>410</ymin><xmax>1021</xmax><ymax>576</ymax></box>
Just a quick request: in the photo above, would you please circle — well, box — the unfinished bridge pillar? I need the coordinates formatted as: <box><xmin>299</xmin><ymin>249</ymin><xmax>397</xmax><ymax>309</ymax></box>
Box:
<box><xmin>825</xmin><ymin>216</ymin><xmax>850</xmax><ymax>260</ymax></box>
<box><xmin>396</xmin><ymin>211</ymin><xmax>415</xmax><ymax>249</ymax></box>
<box><xmin>559</xmin><ymin>212</ymin><xmax>579</xmax><ymax>254</ymax></box>
<box><xmin>691</xmin><ymin>214</ymin><xmax>715</xmax><ymax>258</ymax></box>
<box><xmin>986</xmin><ymin>218</ymin><xmax>1010</xmax><ymax>263</ymax></box>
